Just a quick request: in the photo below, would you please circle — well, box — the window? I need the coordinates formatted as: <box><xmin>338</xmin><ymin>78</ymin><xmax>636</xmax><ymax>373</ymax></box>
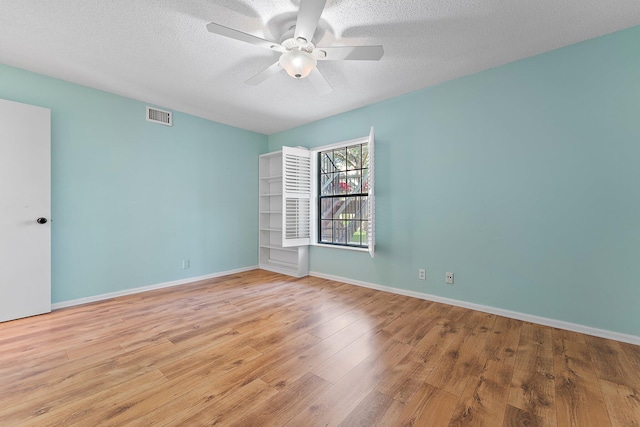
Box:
<box><xmin>318</xmin><ymin>142</ymin><xmax>369</xmax><ymax>247</ymax></box>
<box><xmin>281</xmin><ymin>127</ymin><xmax>375</xmax><ymax>257</ymax></box>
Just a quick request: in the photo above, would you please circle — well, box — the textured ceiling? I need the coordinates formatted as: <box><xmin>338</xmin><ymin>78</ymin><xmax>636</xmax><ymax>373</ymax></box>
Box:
<box><xmin>1</xmin><ymin>0</ymin><xmax>639</xmax><ymax>134</ymax></box>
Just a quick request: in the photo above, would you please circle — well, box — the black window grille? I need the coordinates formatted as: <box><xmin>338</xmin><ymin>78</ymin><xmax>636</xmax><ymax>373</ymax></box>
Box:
<box><xmin>317</xmin><ymin>143</ymin><xmax>369</xmax><ymax>247</ymax></box>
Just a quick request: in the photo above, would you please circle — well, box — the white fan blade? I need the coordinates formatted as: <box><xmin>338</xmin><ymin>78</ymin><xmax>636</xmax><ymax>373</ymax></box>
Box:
<box><xmin>294</xmin><ymin>0</ymin><xmax>327</xmax><ymax>43</ymax></box>
<box><xmin>307</xmin><ymin>68</ymin><xmax>332</xmax><ymax>95</ymax></box>
<box><xmin>207</xmin><ymin>22</ymin><xmax>284</xmax><ymax>52</ymax></box>
<box><xmin>316</xmin><ymin>45</ymin><xmax>384</xmax><ymax>61</ymax></box>
<box><xmin>245</xmin><ymin>62</ymin><xmax>283</xmax><ymax>85</ymax></box>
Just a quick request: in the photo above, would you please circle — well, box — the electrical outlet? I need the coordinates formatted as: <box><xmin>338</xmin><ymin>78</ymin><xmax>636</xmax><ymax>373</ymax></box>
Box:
<box><xmin>445</xmin><ymin>272</ymin><xmax>454</xmax><ymax>284</ymax></box>
<box><xmin>182</xmin><ymin>259</ymin><xmax>190</xmax><ymax>269</ymax></box>
<box><xmin>418</xmin><ymin>269</ymin><xmax>426</xmax><ymax>280</ymax></box>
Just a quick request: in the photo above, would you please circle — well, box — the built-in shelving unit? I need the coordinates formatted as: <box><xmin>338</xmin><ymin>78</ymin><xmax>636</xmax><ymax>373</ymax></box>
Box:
<box><xmin>258</xmin><ymin>151</ymin><xmax>309</xmax><ymax>277</ymax></box>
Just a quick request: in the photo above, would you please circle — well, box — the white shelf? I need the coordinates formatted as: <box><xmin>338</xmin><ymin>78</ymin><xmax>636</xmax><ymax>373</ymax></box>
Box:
<box><xmin>266</xmin><ymin>259</ymin><xmax>297</xmax><ymax>267</ymax></box>
<box><xmin>260</xmin><ymin>244</ymin><xmax>296</xmax><ymax>252</ymax></box>
<box><xmin>258</xmin><ymin>150</ymin><xmax>309</xmax><ymax>278</ymax></box>
<box><xmin>260</xmin><ymin>262</ymin><xmax>306</xmax><ymax>278</ymax></box>
<box><xmin>259</xmin><ymin>174</ymin><xmax>282</xmax><ymax>181</ymax></box>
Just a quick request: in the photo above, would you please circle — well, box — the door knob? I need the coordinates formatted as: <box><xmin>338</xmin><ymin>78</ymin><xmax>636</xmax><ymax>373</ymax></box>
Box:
<box><xmin>36</xmin><ymin>217</ymin><xmax>48</xmax><ymax>224</ymax></box>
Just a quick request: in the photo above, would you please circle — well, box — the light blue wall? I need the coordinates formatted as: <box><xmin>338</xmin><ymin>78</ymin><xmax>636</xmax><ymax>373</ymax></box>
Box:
<box><xmin>269</xmin><ymin>26</ymin><xmax>640</xmax><ymax>336</ymax></box>
<box><xmin>0</xmin><ymin>64</ymin><xmax>267</xmax><ymax>303</ymax></box>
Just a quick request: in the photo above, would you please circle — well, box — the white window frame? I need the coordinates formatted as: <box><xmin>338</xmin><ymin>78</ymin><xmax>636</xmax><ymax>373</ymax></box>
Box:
<box><xmin>310</xmin><ymin>127</ymin><xmax>375</xmax><ymax>257</ymax></box>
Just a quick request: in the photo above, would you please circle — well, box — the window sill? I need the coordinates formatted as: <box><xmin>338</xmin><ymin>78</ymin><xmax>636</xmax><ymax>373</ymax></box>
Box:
<box><xmin>313</xmin><ymin>243</ymin><xmax>369</xmax><ymax>252</ymax></box>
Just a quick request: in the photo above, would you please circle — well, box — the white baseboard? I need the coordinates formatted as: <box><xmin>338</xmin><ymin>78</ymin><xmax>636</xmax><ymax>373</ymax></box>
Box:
<box><xmin>52</xmin><ymin>265</ymin><xmax>259</xmax><ymax>310</ymax></box>
<box><xmin>309</xmin><ymin>271</ymin><xmax>640</xmax><ymax>346</ymax></box>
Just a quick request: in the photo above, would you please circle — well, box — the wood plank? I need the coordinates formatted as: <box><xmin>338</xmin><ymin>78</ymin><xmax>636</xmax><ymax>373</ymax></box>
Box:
<box><xmin>158</xmin><ymin>344</ymin><xmax>262</xmax><ymax>381</ymax></box>
<box><xmin>390</xmin><ymin>314</ymin><xmax>439</xmax><ymax>346</ymax></box>
<box><xmin>599</xmin><ymin>379</ymin><xmax>640</xmax><ymax>427</ymax></box>
<box><xmin>175</xmin><ymin>332</ymin><xmax>320</xmax><ymax>402</ymax></box>
<box><xmin>551</xmin><ymin>327</ymin><xmax>586</xmax><ymax>344</ymax></box>
<box><xmin>0</xmin><ymin>369</ymin><xmax>168</xmax><ymax>426</ymax></box>
<box><xmin>394</xmin><ymin>382</ymin><xmax>459</xmax><ymax>427</ymax></box>
<box><xmin>447</xmin><ymin>306</ymin><xmax>471</xmax><ymax>322</ymax></box>
<box><xmin>0</xmin><ymin>339</ymin><xmax>178</xmax><ymax>410</ymax></box>
<box><xmin>447</xmin><ymin>358</ymin><xmax>513</xmax><ymax>427</ymax></box>
<box><xmin>168</xmin><ymin>325</ymin><xmax>242</xmax><ymax>351</ymax></box>
<box><xmin>376</xmin><ymin>320</ymin><xmax>462</xmax><ymax>403</ymax></box>
<box><xmin>0</xmin><ymin>349</ymin><xmax>68</xmax><ymax>378</ymax></box>
<box><xmin>553</xmin><ymin>338</ymin><xmax>611</xmax><ymax>427</ymax></box>
<box><xmin>483</xmin><ymin>316</ymin><xmax>522</xmax><ymax>365</ymax></box>
<box><xmin>621</xmin><ymin>342</ymin><xmax>640</xmax><ymax>367</ymax></box>
<box><xmin>426</xmin><ymin>319</ymin><xmax>491</xmax><ymax>396</ymax></box>
<box><xmin>232</xmin><ymin>372</ymin><xmax>333</xmax><ymax>426</ymax></box>
<box><xmin>585</xmin><ymin>335</ymin><xmax>640</xmax><ymax>389</ymax></box>
<box><xmin>307</xmin><ymin>310</ymin><xmax>362</xmax><ymax>339</ymax></box>
<box><xmin>261</xmin><ymin>315</ymin><xmax>385</xmax><ymax>389</ymax></box>
<box><xmin>164</xmin><ymin>379</ymin><xmax>279</xmax><ymax>426</ymax></box>
<box><xmin>620</xmin><ymin>342</ymin><xmax>640</xmax><ymax>399</ymax></box>
<box><xmin>240</xmin><ymin>304</ymin><xmax>351</xmax><ymax>353</ymax></box>
<box><xmin>337</xmin><ymin>389</ymin><xmax>406</xmax><ymax>427</ymax></box>
<box><xmin>507</xmin><ymin>323</ymin><xmax>556</xmax><ymax>422</ymax></box>
<box><xmin>311</xmin><ymin>329</ymin><xmax>392</xmax><ymax>383</ymax></box>
<box><xmin>288</xmin><ymin>338</ymin><xmax>413</xmax><ymax>426</ymax></box>
<box><xmin>89</xmin><ymin>367</ymin><xmax>239</xmax><ymax>425</ymax></box>
<box><xmin>232</xmin><ymin>306</ymin><xmax>299</xmax><ymax>334</ymax></box>
<box><xmin>65</xmin><ymin>338</ymin><xmax>125</xmax><ymax>361</ymax></box>
<box><xmin>381</xmin><ymin>312</ymin><xmax>422</xmax><ymax>337</ymax></box>
<box><xmin>502</xmin><ymin>404</ymin><xmax>556</xmax><ymax>427</ymax></box>
<box><xmin>422</xmin><ymin>301</ymin><xmax>454</xmax><ymax>318</ymax></box>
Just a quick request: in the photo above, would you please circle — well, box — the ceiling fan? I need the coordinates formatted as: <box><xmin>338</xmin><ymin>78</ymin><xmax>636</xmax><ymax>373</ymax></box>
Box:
<box><xmin>206</xmin><ymin>0</ymin><xmax>384</xmax><ymax>95</ymax></box>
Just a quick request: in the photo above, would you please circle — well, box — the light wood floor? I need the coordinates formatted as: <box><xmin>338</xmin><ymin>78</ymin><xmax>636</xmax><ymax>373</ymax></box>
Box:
<box><xmin>1</xmin><ymin>270</ymin><xmax>639</xmax><ymax>426</ymax></box>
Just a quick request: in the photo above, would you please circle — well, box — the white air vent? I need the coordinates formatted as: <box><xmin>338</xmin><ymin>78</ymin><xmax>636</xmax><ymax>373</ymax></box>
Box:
<box><xmin>146</xmin><ymin>106</ymin><xmax>172</xmax><ymax>126</ymax></box>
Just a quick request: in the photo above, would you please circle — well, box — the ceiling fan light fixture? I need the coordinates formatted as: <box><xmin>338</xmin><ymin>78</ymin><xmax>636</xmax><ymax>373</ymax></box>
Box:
<box><xmin>279</xmin><ymin>49</ymin><xmax>317</xmax><ymax>79</ymax></box>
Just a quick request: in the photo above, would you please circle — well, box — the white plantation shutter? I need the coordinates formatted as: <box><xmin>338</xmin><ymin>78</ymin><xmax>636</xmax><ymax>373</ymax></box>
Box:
<box><xmin>282</xmin><ymin>146</ymin><xmax>311</xmax><ymax>247</ymax></box>
<box><xmin>367</xmin><ymin>127</ymin><xmax>375</xmax><ymax>258</ymax></box>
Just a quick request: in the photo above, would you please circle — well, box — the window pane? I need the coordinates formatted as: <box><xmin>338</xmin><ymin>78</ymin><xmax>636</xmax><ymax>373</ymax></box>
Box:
<box><xmin>342</xmin><ymin>197</ymin><xmax>358</xmax><ymax>221</ymax></box>
<box><xmin>337</xmin><ymin>172</ymin><xmax>347</xmax><ymax>194</ymax></box>
<box><xmin>320</xmin><ymin>198</ymin><xmax>334</xmax><ymax>220</ymax></box>
<box><xmin>347</xmin><ymin>170</ymin><xmax>361</xmax><ymax>194</ymax></box>
<box><xmin>361</xmin><ymin>220</ymin><xmax>368</xmax><ymax>245</ymax></box>
<box><xmin>334</xmin><ymin>148</ymin><xmax>347</xmax><ymax>171</ymax></box>
<box><xmin>333</xmin><ymin>220</ymin><xmax>347</xmax><ymax>244</ymax></box>
<box><xmin>362</xmin><ymin>144</ymin><xmax>369</xmax><ymax>168</ymax></box>
<box><xmin>320</xmin><ymin>173</ymin><xmax>333</xmax><ymax>196</ymax></box>
<box><xmin>353</xmin><ymin>196</ymin><xmax>362</xmax><ymax>221</ymax></box>
<box><xmin>347</xmin><ymin>145</ymin><xmax>361</xmax><ymax>170</ymax></box>
<box><xmin>346</xmin><ymin>218</ymin><xmax>359</xmax><ymax>245</ymax></box>
<box><xmin>333</xmin><ymin>197</ymin><xmax>345</xmax><ymax>218</ymax></box>
<box><xmin>350</xmin><ymin>221</ymin><xmax>365</xmax><ymax>245</ymax></box>
<box><xmin>333</xmin><ymin>172</ymin><xmax>347</xmax><ymax>195</ymax></box>
<box><xmin>362</xmin><ymin>168</ymin><xmax>369</xmax><ymax>192</ymax></box>
<box><xmin>360</xmin><ymin>195</ymin><xmax>368</xmax><ymax>219</ymax></box>
<box><xmin>320</xmin><ymin>220</ymin><xmax>333</xmax><ymax>243</ymax></box>
<box><xmin>320</xmin><ymin>151</ymin><xmax>335</xmax><ymax>173</ymax></box>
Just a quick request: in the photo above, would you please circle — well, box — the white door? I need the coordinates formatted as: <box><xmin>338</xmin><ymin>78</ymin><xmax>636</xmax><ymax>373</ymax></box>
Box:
<box><xmin>0</xmin><ymin>98</ymin><xmax>51</xmax><ymax>322</ymax></box>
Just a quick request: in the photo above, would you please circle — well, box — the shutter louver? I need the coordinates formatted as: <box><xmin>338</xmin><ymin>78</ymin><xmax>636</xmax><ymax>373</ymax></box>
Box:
<box><xmin>282</xmin><ymin>146</ymin><xmax>311</xmax><ymax>247</ymax></box>
<box><xmin>367</xmin><ymin>127</ymin><xmax>375</xmax><ymax>258</ymax></box>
